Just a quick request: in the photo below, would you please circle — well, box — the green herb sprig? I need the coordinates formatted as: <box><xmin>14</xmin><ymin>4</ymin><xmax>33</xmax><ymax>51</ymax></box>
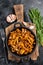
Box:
<box><xmin>28</xmin><ymin>8</ymin><xmax>43</xmax><ymax>46</ymax></box>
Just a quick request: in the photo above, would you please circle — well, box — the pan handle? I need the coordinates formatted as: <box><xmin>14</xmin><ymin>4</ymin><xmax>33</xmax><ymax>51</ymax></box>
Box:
<box><xmin>14</xmin><ymin>22</ymin><xmax>25</xmax><ymax>28</ymax></box>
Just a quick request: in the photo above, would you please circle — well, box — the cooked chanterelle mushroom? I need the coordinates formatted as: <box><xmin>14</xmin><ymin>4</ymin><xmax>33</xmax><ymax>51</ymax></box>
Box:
<box><xmin>6</xmin><ymin>14</ymin><xmax>16</xmax><ymax>23</ymax></box>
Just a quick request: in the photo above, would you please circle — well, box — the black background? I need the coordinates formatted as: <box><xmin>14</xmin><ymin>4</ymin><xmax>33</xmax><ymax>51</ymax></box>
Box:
<box><xmin>0</xmin><ymin>0</ymin><xmax>43</xmax><ymax>65</ymax></box>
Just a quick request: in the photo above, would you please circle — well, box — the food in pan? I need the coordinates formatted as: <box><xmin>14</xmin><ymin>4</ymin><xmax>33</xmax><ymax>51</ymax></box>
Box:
<box><xmin>8</xmin><ymin>28</ymin><xmax>35</xmax><ymax>55</ymax></box>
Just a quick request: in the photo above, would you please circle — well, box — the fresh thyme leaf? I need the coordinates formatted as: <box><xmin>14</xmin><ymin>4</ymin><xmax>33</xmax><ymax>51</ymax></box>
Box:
<box><xmin>28</xmin><ymin>8</ymin><xmax>43</xmax><ymax>46</ymax></box>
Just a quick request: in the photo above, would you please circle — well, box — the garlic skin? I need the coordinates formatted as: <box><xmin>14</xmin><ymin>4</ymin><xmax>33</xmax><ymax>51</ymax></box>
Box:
<box><xmin>6</xmin><ymin>14</ymin><xmax>16</xmax><ymax>23</ymax></box>
<box><xmin>23</xmin><ymin>22</ymin><xmax>35</xmax><ymax>30</ymax></box>
<box><xmin>29</xmin><ymin>26</ymin><xmax>35</xmax><ymax>30</ymax></box>
<box><xmin>6</xmin><ymin>16</ymin><xmax>11</xmax><ymax>22</ymax></box>
<box><xmin>23</xmin><ymin>22</ymin><xmax>27</xmax><ymax>26</ymax></box>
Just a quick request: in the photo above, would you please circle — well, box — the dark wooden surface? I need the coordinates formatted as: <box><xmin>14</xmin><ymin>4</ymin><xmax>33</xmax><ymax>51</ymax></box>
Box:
<box><xmin>0</xmin><ymin>0</ymin><xmax>43</xmax><ymax>65</ymax></box>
